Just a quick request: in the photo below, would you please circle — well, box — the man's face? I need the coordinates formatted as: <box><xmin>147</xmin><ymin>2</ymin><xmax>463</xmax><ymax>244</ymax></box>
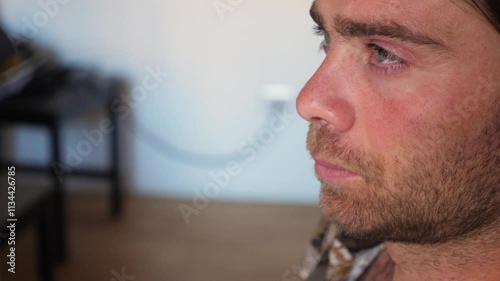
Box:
<box><xmin>297</xmin><ymin>0</ymin><xmax>500</xmax><ymax>244</ymax></box>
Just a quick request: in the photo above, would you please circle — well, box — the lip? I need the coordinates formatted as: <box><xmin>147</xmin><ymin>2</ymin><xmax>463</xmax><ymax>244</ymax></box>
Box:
<box><xmin>314</xmin><ymin>159</ymin><xmax>360</xmax><ymax>182</ymax></box>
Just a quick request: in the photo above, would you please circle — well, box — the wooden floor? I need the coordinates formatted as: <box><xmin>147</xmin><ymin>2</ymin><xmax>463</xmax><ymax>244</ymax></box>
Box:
<box><xmin>1</xmin><ymin>194</ymin><xmax>320</xmax><ymax>281</ymax></box>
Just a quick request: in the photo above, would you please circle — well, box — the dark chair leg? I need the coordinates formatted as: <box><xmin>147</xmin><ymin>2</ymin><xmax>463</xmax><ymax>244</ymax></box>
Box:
<box><xmin>37</xmin><ymin>203</ymin><xmax>53</xmax><ymax>281</ymax></box>
<box><xmin>109</xmin><ymin>97</ymin><xmax>123</xmax><ymax>219</ymax></box>
<box><xmin>50</xmin><ymin>123</ymin><xmax>67</xmax><ymax>261</ymax></box>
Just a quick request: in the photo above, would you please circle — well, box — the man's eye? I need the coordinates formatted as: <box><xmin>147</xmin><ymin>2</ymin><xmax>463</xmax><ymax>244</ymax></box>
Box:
<box><xmin>368</xmin><ymin>44</ymin><xmax>403</xmax><ymax>64</ymax></box>
<box><xmin>367</xmin><ymin>43</ymin><xmax>409</xmax><ymax>74</ymax></box>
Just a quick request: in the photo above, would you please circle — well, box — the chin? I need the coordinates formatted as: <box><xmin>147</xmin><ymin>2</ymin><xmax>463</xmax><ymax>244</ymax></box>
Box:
<box><xmin>319</xmin><ymin>186</ymin><xmax>386</xmax><ymax>241</ymax></box>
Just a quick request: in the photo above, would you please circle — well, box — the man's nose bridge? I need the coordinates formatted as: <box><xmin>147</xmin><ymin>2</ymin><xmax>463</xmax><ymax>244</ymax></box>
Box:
<box><xmin>303</xmin><ymin>51</ymin><xmax>354</xmax><ymax>103</ymax></box>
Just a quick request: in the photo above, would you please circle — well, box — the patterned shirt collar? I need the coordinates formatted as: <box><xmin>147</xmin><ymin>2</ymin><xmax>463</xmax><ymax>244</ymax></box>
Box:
<box><xmin>299</xmin><ymin>217</ymin><xmax>383</xmax><ymax>281</ymax></box>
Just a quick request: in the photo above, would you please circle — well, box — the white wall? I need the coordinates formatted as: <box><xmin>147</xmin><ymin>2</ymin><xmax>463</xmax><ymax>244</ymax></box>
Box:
<box><xmin>2</xmin><ymin>0</ymin><xmax>324</xmax><ymax>204</ymax></box>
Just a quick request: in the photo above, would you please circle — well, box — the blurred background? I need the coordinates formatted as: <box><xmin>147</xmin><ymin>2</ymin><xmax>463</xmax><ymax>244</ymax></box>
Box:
<box><xmin>0</xmin><ymin>0</ymin><xmax>326</xmax><ymax>280</ymax></box>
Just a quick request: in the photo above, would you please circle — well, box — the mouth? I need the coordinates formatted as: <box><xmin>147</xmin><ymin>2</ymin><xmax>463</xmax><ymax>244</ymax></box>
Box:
<box><xmin>314</xmin><ymin>158</ymin><xmax>360</xmax><ymax>183</ymax></box>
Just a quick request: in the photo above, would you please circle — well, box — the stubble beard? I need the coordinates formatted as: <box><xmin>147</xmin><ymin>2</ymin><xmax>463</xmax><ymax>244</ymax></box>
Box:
<box><xmin>307</xmin><ymin>111</ymin><xmax>500</xmax><ymax>244</ymax></box>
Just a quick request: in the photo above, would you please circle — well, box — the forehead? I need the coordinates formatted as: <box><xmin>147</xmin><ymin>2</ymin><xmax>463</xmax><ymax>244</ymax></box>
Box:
<box><xmin>312</xmin><ymin>0</ymin><xmax>471</xmax><ymax>19</ymax></box>
<box><xmin>311</xmin><ymin>0</ymin><xmax>479</xmax><ymax>46</ymax></box>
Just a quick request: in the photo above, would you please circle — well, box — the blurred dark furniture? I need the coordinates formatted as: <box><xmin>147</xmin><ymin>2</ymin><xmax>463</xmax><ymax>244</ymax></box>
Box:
<box><xmin>0</xmin><ymin>27</ymin><xmax>16</xmax><ymax>63</ymax></box>
<box><xmin>0</xmin><ymin>71</ymin><xmax>125</xmax><ymax>262</ymax></box>
<box><xmin>0</xmin><ymin>181</ymin><xmax>56</xmax><ymax>281</ymax></box>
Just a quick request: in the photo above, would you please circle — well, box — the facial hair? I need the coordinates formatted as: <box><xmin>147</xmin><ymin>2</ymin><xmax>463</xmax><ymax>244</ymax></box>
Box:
<box><xmin>307</xmin><ymin>109</ymin><xmax>500</xmax><ymax>244</ymax></box>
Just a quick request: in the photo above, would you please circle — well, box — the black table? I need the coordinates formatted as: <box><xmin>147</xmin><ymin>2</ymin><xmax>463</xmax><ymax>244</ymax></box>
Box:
<box><xmin>0</xmin><ymin>75</ymin><xmax>125</xmax><ymax>262</ymax></box>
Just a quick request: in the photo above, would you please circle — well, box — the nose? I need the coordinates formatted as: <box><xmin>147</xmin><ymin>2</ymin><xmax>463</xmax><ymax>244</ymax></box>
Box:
<box><xmin>296</xmin><ymin>58</ymin><xmax>356</xmax><ymax>133</ymax></box>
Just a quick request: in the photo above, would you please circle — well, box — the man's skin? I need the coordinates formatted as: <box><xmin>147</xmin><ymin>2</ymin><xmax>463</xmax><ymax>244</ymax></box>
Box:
<box><xmin>296</xmin><ymin>0</ymin><xmax>500</xmax><ymax>280</ymax></box>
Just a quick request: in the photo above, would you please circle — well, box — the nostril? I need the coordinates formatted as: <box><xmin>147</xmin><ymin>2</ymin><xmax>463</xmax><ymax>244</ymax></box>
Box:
<box><xmin>310</xmin><ymin>117</ymin><xmax>323</xmax><ymax>125</ymax></box>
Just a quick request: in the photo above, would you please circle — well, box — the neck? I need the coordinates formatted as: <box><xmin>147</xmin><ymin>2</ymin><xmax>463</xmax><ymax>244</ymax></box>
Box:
<box><xmin>384</xmin><ymin>226</ymin><xmax>500</xmax><ymax>281</ymax></box>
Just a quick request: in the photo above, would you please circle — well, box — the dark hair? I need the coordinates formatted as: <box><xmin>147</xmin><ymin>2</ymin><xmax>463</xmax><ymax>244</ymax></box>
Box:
<box><xmin>470</xmin><ymin>0</ymin><xmax>500</xmax><ymax>33</ymax></box>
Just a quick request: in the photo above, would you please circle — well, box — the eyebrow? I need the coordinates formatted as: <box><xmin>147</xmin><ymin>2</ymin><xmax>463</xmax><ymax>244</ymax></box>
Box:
<box><xmin>309</xmin><ymin>2</ymin><xmax>451</xmax><ymax>51</ymax></box>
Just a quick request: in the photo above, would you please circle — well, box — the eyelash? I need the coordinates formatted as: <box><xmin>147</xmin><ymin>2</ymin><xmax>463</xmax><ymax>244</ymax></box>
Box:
<box><xmin>313</xmin><ymin>25</ymin><xmax>328</xmax><ymax>51</ymax></box>
<box><xmin>313</xmin><ymin>25</ymin><xmax>409</xmax><ymax>75</ymax></box>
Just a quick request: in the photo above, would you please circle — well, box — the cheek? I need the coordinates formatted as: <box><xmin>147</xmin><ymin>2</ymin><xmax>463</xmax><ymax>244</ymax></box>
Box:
<box><xmin>360</xmin><ymin>97</ymin><xmax>417</xmax><ymax>154</ymax></box>
<box><xmin>359</xmin><ymin>83</ymin><xmax>457</xmax><ymax>158</ymax></box>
